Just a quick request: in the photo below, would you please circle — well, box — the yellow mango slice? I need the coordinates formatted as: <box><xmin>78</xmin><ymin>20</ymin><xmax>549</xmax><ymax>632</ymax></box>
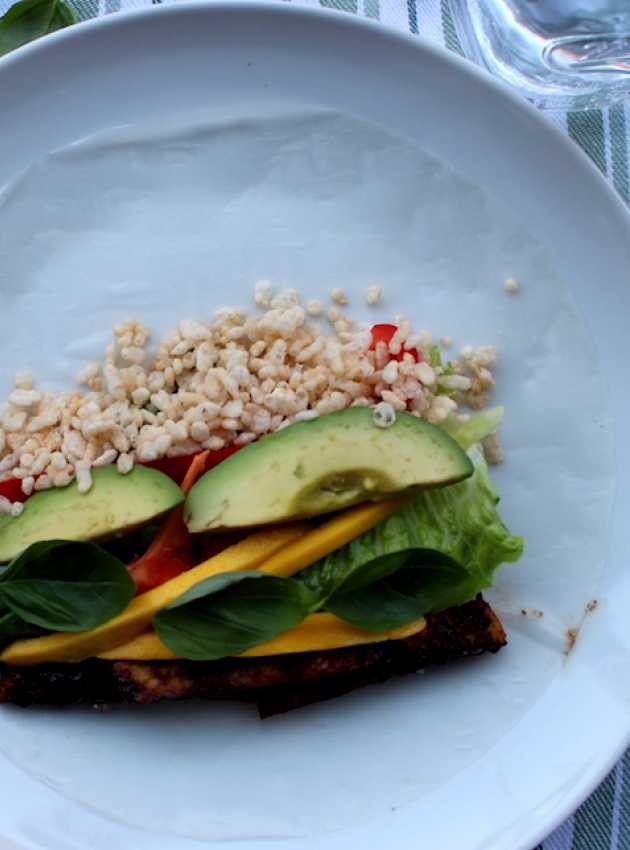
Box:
<box><xmin>1</xmin><ymin>497</ymin><xmax>404</xmax><ymax>666</ymax></box>
<box><xmin>0</xmin><ymin>524</ymin><xmax>309</xmax><ymax>666</ymax></box>
<box><xmin>255</xmin><ymin>497</ymin><xmax>405</xmax><ymax>578</ymax></box>
<box><xmin>98</xmin><ymin>613</ymin><xmax>427</xmax><ymax>660</ymax></box>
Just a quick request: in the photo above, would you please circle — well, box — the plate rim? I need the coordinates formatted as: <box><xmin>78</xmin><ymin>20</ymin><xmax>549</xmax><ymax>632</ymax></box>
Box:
<box><xmin>1</xmin><ymin>0</ymin><xmax>628</xmax><ymax>222</ymax></box>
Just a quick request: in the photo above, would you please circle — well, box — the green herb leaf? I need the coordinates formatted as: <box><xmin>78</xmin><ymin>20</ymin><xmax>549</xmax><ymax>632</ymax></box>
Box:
<box><xmin>153</xmin><ymin>570</ymin><xmax>317</xmax><ymax>661</ymax></box>
<box><xmin>436</xmin><ymin>360</ymin><xmax>457</xmax><ymax>395</ymax></box>
<box><xmin>429</xmin><ymin>345</ymin><xmax>443</xmax><ymax>368</ymax></box>
<box><xmin>0</xmin><ymin>540</ymin><xmax>135</xmax><ymax>632</ymax></box>
<box><xmin>0</xmin><ymin>0</ymin><xmax>76</xmax><ymax>58</ymax></box>
<box><xmin>0</xmin><ymin>608</ymin><xmax>45</xmax><ymax>646</ymax></box>
<box><xmin>326</xmin><ymin>551</ymin><xmax>483</xmax><ymax>631</ymax></box>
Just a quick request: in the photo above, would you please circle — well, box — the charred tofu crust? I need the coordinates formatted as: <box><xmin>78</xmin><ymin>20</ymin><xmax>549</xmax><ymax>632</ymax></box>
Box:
<box><xmin>0</xmin><ymin>597</ymin><xmax>505</xmax><ymax>717</ymax></box>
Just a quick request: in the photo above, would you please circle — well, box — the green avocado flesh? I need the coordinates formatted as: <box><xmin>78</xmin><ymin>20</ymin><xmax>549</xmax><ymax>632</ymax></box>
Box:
<box><xmin>184</xmin><ymin>408</ymin><xmax>473</xmax><ymax>532</ymax></box>
<box><xmin>0</xmin><ymin>465</ymin><xmax>184</xmax><ymax>562</ymax></box>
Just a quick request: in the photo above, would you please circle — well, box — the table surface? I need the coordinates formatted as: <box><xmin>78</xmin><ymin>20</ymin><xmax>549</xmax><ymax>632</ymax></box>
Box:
<box><xmin>0</xmin><ymin>0</ymin><xmax>628</xmax><ymax>846</ymax></box>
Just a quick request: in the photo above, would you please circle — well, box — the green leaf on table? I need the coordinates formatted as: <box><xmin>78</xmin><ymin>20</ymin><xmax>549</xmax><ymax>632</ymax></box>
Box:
<box><xmin>153</xmin><ymin>570</ymin><xmax>317</xmax><ymax>661</ymax></box>
<box><xmin>0</xmin><ymin>0</ymin><xmax>76</xmax><ymax>58</ymax></box>
<box><xmin>0</xmin><ymin>540</ymin><xmax>135</xmax><ymax>632</ymax></box>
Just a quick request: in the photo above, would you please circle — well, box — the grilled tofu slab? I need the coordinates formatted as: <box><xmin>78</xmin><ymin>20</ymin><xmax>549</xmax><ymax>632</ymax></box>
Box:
<box><xmin>0</xmin><ymin>597</ymin><xmax>505</xmax><ymax>716</ymax></box>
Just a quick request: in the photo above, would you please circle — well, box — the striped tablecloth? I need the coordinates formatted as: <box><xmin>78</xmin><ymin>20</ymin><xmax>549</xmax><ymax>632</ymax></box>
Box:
<box><xmin>1</xmin><ymin>0</ymin><xmax>628</xmax><ymax>846</ymax></box>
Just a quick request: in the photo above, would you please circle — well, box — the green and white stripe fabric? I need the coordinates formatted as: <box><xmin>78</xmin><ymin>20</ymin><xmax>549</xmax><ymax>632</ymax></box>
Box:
<box><xmin>567</xmin><ymin>108</ymin><xmax>629</xmax><ymax>204</ymax></box>
<box><xmin>1</xmin><ymin>0</ymin><xmax>628</xmax><ymax>845</ymax></box>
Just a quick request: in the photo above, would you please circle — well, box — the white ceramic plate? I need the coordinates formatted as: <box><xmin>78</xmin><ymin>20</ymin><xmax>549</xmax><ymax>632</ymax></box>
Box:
<box><xmin>1</xmin><ymin>5</ymin><xmax>629</xmax><ymax>849</ymax></box>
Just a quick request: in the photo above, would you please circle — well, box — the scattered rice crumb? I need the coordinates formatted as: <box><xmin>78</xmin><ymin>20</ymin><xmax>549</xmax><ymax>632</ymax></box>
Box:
<box><xmin>306</xmin><ymin>299</ymin><xmax>323</xmax><ymax>317</ymax></box>
<box><xmin>481</xmin><ymin>432</ymin><xmax>504</xmax><ymax>464</ymax></box>
<box><xmin>330</xmin><ymin>288</ymin><xmax>348</xmax><ymax>306</ymax></box>
<box><xmin>21</xmin><ymin>476</ymin><xmax>35</xmax><ymax>497</ymax></box>
<box><xmin>416</xmin><ymin>362</ymin><xmax>436</xmax><ymax>387</ymax></box>
<box><xmin>117</xmin><ymin>453</ymin><xmax>134</xmax><ymax>475</ymax></box>
<box><xmin>8</xmin><ymin>389</ymin><xmax>42</xmax><ymax>409</ymax></box>
<box><xmin>373</xmin><ymin>402</ymin><xmax>396</xmax><ymax>428</ymax></box>
<box><xmin>10</xmin><ymin>502</ymin><xmax>23</xmax><ymax>517</ymax></box>
<box><xmin>254</xmin><ymin>280</ymin><xmax>273</xmax><ymax>308</ymax></box>
<box><xmin>14</xmin><ymin>371</ymin><xmax>34</xmax><ymax>391</ymax></box>
<box><xmin>365</xmin><ymin>286</ymin><xmax>383</xmax><ymax>306</ymax></box>
<box><xmin>76</xmin><ymin>362</ymin><xmax>100</xmax><ymax>386</ymax></box>
<box><xmin>75</xmin><ymin>461</ymin><xmax>93</xmax><ymax>494</ymax></box>
<box><xmin>503</xmin><ymin>277</ymin><xmax>520</xmax><ymax>294</ymax></box>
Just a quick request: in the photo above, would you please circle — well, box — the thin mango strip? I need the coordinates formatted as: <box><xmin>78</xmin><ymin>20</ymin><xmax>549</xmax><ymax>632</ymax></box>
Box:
<box><xmin>98</xmin><ymin>613</ymin><xmax>427</xmax><ymax>660</ymax></box>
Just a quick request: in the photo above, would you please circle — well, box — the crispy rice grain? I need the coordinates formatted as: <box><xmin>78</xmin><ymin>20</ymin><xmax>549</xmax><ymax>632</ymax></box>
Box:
<box><xmin>0</xmin><ymin>287</ymin><xmax>498</xmax><ymax>501</ymax></box>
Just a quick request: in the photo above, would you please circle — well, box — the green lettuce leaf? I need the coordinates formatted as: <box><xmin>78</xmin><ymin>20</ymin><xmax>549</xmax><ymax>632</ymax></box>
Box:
<box><xmin>298</xmin><ymin>446</ymin><xmax>523</xmax><ymax>629</ymax></box>
<box><xmin>441</xmin><ymin>406</ymin><xmax>504</xmax><ymax>449</ymax></box>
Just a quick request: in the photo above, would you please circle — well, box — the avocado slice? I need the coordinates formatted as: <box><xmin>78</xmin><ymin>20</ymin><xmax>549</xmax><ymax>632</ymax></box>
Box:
<box><xmin>184</xmin><ymin>408</ymin><xmax>473</xmax><ymax>532</ymax></box>
<box><xmin>0</xmin><ymin>465</ymin><xmax>184</xmax><ymax>563</ymax></box>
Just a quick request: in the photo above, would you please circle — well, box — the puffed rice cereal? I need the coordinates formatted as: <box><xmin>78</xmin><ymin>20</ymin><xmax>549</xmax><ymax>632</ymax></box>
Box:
<box><xmin>0</xmin><ymin>285</ymin><xmax>500</xmax><ymax>509</ymax></box>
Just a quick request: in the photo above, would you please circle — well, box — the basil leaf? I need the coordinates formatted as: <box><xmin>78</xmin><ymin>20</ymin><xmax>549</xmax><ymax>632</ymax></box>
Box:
<box><xmin>0</xmin><ymin>608</ymin><xmax>45</xmax><ymax>647</ymax></box>
<box><xmin>0</xmin><ymin>540</ymin><xmax>135</xmax><ymax>632</ymax></box>
<box><xmin>154</xmin><ymin>570</ymin><xmax>316</xmax><ymax>661</ymax></box>
<box><xmin>298</xmin><ymin>531</ymin><xmax>412</xmax><ymax>603</ymax></box>
<box><xmin>320</xmin><ymin>549</ymin><xmax>410</xmax><ymax>596</ymax></box>
<box><xmin>326</xmin><ymin>550</ymin><xmax>482</xmax><ymax>631</ymax></box>
<box><xmin>0</xmin><ymin>0</ymin><xmax>76</xmax><ymax>57</ymax></box>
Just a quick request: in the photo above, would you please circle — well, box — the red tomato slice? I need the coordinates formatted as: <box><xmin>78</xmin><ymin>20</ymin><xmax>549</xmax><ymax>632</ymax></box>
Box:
<box><xmin>369</xmin><ymin>323</ymin><xmax>397</xmax><ymax>349</ymax></box>
<box><xmin>128</xmin><ymin>452</ymin><xmax>212</xmax><ymax>594</ymax></box>
<box><xmin>140</xmin><ymin>455</ymin><xmax>195</xmax><ymax>486</ymax></box>
<box><xmin>129</xmin><ymin>445</ymin><xmax>247</xmax><ymax>594</ymax></box>
<box><xmin>369</xmin><ymin>324</ymin><xmax>419</xmax><ymax>362</ymax></box>
<box><xmin>142</xmin><ymin>444</ymin><xmax>242</xmax><ymax>484</ymax></box>
<box><xmin>0</xmin><ymin>478</ymin><xmax>27</xmax><ymax>504</ymax></box>
<box><xmin>128</xmin><ymin>550</ymin><xmax>194</xmax><ymax>595</ymax></box>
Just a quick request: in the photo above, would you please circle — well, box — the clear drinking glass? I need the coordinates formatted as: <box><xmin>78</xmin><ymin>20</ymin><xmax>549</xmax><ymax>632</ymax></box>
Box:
<box><xmin>451</xmin><ymin>0</ymin><xmax>630</xmax><ymax>110</ymax></box>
